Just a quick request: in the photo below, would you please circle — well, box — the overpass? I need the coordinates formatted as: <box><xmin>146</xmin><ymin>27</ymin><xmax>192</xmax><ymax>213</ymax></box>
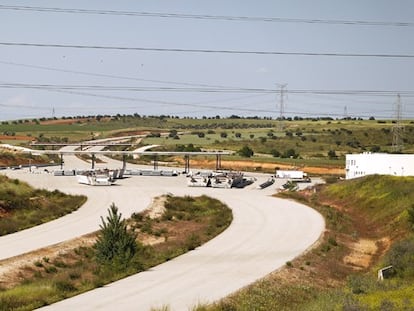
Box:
<box><xmin>28</xmin><ymin>147</ymin><xmax>231</xmax><ymax>173</ymax></box>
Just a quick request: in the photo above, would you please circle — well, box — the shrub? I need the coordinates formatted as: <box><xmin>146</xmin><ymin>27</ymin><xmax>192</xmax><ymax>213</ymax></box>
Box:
<box><xmin>282</xmin><ymin>148</ymin><xmax>299</xmax><ymax>159</ymax></box>
<box><xmin>238</xmin><ymin>145</ymin><xmax>254</xmax><ymax>158</ymax></box>
<box><xmin>328</xmin><ymin>150</ymin><xmax>337</xmax><ymax>159</ymax></box>
<box><xmin>383</xmin><ymin>237</ymin><xmax>414</xmax><ymax>278</ymax></box>
<box><xmin>55</xmin><ymin>280</ymin><xmax>77</xmax><ymax>292</ymax></box>
<box><xmin>271</xmin><ymin>149</ymin><xmax>281</xmax><ymax>157</ymax></box>
<box><xmin>185</xmin><ymin>234</ymin><xmax>201</xmax><ymax>251</ymax></box>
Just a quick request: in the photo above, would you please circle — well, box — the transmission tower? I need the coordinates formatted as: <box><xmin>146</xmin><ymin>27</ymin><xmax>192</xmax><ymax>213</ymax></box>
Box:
<box><xmin>277</xmin><ymin>84</ymin><xmax>287</xmax><ymax>131</ymax></box>
<box><xmin>392</xmin><ymin>94</ymin><xmax>404</xmax><ymax>152</ymax></box>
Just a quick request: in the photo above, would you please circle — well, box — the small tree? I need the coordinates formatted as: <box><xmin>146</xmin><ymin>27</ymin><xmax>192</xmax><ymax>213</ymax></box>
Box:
<box><xmin>94</xmin><ymin>203</ymin><xmax>137</xmax><ymax>268</ymax></box>
<box><xmin>328</xmin><ymin>150</ymin><xmax>337</xmax><ymax>159</ymax></box>
<box><xmin>283</xmin><ymin>148</ymin><xmax>299</xmax><ymax>159</ymax></box>
<box><xmin>238</xmin><ymin>145</ymin><xmax>254</xmax><ymax>158</ymax></box>
<box><xmin>168</xmin><ymin>129</ymin><xmax>178</xmax><ymax>138</ymax></box>
<box><xmin>271</xmin><ymin>149</ymin><xmax>281</xmax><ymax>157</ymax></box>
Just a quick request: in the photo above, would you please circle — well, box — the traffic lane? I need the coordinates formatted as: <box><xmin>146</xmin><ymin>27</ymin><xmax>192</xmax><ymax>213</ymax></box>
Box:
<box><xmin>40</xmin><ymin>188</ymin><xmax>324</xmax><ymax>311</ymax></box>
<box><xmin>0</xmin><ymin>171</ymin><xmax>153</xmax><ymax>260</ymax></box>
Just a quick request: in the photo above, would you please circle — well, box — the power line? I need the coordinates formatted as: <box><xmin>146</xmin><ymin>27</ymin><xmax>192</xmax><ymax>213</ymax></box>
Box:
<box><xmin>1</xmin><ymin>86</ymin><xmax>411</xmax><ymax>119</ymax></box>
<box><xmin>0</xmin><ymin>82</ymin><xmax>275</xmax><ymax>94</ymax></box>
<box><xmin>0</xmin><ymin>5</ymin><xmax>413</xmax><ymax>27</ymax></box>
<box><xmin>23</xmin><ymin>88</ymin><xmax>384</xmax><ymax>118</ymax></box>
<box><xmin>2</xmin><ymin>82</ymin><xmax>414</xmax><ymax>97</ymax></box>
<box><xmin>0</xmin><ymin>60</ymin><xmax>239</xmax><ymax>89</ymax></box>
<box><xmin>1</xmin><ymin>42</ymin><xmax>414</xmax><ymax>59</ymax></box>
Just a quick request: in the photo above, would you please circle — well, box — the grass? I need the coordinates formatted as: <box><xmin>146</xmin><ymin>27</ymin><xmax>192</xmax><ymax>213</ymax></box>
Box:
<box><xmin>0</xmin><ymin>195</ymin><xmax>232</xmax><ymax>311</ymax></box>
<box><xmin>197</xmin><ymin>175</ymin><xmax>414</xmax><ymax>311</ymax></box>
<box><xmin>1</xmin><ymin>116</ymin><xmax>413</xmax><ymax>176</ymax></box>
<box><xmin>0</xmin><ymin>175</ymin><xmax>86</xmax><ymax>236</ymax></box>
<box><xmin>2</xmin><ymin>117</ymin><xmax>413</xmax><ymax>161</ymax></box>
<box><xmin>320</xmin><ymin>175</ymin><xmax>414</xmax><ymax>238</ymax></box>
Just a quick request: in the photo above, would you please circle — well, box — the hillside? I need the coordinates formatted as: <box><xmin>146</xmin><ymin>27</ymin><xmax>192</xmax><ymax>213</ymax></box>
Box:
<box><xmin>1</xmin><ymin>116</ymin><xmax>413</xmax><ymax>162</ymax></box>
<box><xmin>0</xmin><ymin>175</ymin><xmax>86</xmax><ymax>236</ymax></box>
<box><xmin>205</xmin><ymin>175</ymin><xmax>414</xmax><ymax>311</ymax></box>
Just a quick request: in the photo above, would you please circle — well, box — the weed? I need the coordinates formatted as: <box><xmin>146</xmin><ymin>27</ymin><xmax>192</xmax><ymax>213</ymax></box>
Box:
<box><xmin>54</xmin><ymin>280</ymin><xmax>77</xmax><ymax>293</ymax></box>
<box><xmin>68</xmin><ymin>271</ymin><xmax>81</xmax><ymax>280</ymax></box>
<box><xmin>44</xmin><ymin>266</ymin><xmax>58</xmax><ymax>274</ymax></box>
<box><xmin>186</xmin><ymin>234</ymin><xmax>201</xmax><ymax>251</ymax></box>
<box><xmin>328</xmin><ymin>236</ymin><xmax>338</xmax><ymax>246</ymax></box>
<box><xmin>34</xmin><ymin>261</ymin><xmax>43</xmax><ymax>268</ymax></box>
<box><xmin>53</xmin><ymin>260</ymin><xmax>67</xmax><ymax>268</ymax></box>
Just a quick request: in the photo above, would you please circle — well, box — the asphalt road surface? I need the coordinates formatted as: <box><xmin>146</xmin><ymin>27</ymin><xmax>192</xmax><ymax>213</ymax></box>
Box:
<box><xmin>0</xmin><ymin>150</ymin><xmax>324</xmax><ymax>310</ymax></box>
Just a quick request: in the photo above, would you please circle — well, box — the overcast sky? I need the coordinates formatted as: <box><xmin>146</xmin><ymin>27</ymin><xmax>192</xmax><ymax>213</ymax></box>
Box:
<box><xmin>1</xmin><ymin>0</ymin><xmax>413</xmax><ymax>121</ymax></box>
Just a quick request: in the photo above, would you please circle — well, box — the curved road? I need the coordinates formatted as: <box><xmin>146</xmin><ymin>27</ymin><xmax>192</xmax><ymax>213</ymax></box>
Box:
<box><xmin>0</xmin><ymin>148</ymin><xmax>324</xmax><ymax>310</ymax></box>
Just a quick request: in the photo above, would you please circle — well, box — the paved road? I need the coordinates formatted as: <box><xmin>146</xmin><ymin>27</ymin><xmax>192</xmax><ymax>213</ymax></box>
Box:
<box><xmin>0</xmin><ymin>149</ymin><xmax>324</xmax><ymax>310</ymax></box>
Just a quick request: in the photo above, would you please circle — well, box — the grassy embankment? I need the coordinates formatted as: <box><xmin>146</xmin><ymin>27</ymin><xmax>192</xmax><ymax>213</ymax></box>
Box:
<box><xmin>0</xmin><ymin>175</ymin><xmax>86</xmax><ymax>236</ymax></box>
<box><xmin>198</xmin><ymin>175</ymin><xmax>414</xmax><ymax>311</ymax></box>
<box><xmin>0</xmin><ymin>195</ymin><xmax>232</xmax><ymax>311</ymax></box>
<box><xmin>0</xmin><ymin>151</ymin><xmax>54</xmax><ymax>168</ymax></box>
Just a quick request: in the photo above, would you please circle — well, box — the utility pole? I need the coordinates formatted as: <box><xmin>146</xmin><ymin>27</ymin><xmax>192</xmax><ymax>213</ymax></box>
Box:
<box><xmin>392</xmin><ymin>94</ymin><xmax>404</xmax><ymax>152</ymax></box>
<box><xmin>277</xmin><ymin>84</ymin><xmax>287</xmax><ymax>131</ymax></box>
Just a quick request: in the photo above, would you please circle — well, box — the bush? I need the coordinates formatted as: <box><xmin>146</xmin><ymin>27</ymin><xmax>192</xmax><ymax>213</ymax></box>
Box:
<box><xmin>185</xmin><ymin>234</ymin><xmax>201</xmax><ymax>250</ymax></box>
<box><xmin>55</xmin><ymin>280</ymin><xmax>77</xmax><ymax>292</ymax></box>
<box><xmin>383</xmin><ymin>237</ymin><xmax>414</xmax><ymax>278</ymax></box>
<box><xmin>271</xmin><ymin>149</ymin><xmax>281</xmax><ymax>157</ymax></box>
<box><xmin>282</xmin><ymin>148</ymin><xmax>299</xmax><ymax>159</ymax></box>
<box><xmin>237</xmin><ymin>145</ymin><xmax>254</xmax><ymax>157</ymax></box>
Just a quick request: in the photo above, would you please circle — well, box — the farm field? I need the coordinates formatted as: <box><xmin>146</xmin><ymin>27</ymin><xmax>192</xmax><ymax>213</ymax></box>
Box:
<box><xmin>1</xmin><ymin>116</ymin><xmax>413</xmax><ymax>173</ymax></box>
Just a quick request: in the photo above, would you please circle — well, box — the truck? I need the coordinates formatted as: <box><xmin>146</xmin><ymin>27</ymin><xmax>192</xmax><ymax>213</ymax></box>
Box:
<box><xmin>275</xmin><ymin>170</ymin><xmax>310</xmax><ymax>182</ymax></box>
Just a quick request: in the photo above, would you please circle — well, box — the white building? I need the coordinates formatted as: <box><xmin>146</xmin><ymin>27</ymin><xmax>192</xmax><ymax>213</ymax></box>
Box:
<box><xmin>346</xmin><ymin>153</ymin><xmax>414</xmax><ymax>179</ymax></box>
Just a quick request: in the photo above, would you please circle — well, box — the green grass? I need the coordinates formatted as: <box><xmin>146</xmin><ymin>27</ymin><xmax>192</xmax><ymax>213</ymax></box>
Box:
<box><xmin>2</xmin><ymin>117</ymin><xmax>413</xmax><ymax>156</ymax></box>
<box><xmin>0</xmin><ymin>175</ymin><xmax>86</xmax><ymax>236</ymax></box>
<box><xmin>2</xmin><ymin>117</ymin><xmax>413</xmax><ymax>171</ymax></box>
<box><xmin>199</xmin><ymin>175</ymin><xmax>414</xmax><ymax>311</ymax></box>
<box><xmin>0</xmin><ymin>282</ymin><xmax>59</xmax><ymax>311</ymax></box>
<box><xmin>358</xmin><ymin>283</ymin><xmax>414</xmax><ymax>310</ymax></box>
<box><xmin>0</xmin><ymin>196</ymin><xmax>232</xmax><ymax>311</ymax></box>
<box><xmin>321</xmin><ymin>175</ymin><xmax>414</xmax><ymax>236</ymax></box>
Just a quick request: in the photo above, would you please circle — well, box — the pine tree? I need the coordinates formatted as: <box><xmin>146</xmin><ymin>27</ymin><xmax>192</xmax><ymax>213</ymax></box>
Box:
<box><xmin>94</xmin><ymin>203</ymin><xmax>137</xmax><ymax>268</ymax></box>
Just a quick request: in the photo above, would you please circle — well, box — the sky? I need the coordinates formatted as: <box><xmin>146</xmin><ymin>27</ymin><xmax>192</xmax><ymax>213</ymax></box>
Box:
<box><xmin>0</xmin><ymin>0</ymin><xmax>413</xmax><ymax>121</ymax></box>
